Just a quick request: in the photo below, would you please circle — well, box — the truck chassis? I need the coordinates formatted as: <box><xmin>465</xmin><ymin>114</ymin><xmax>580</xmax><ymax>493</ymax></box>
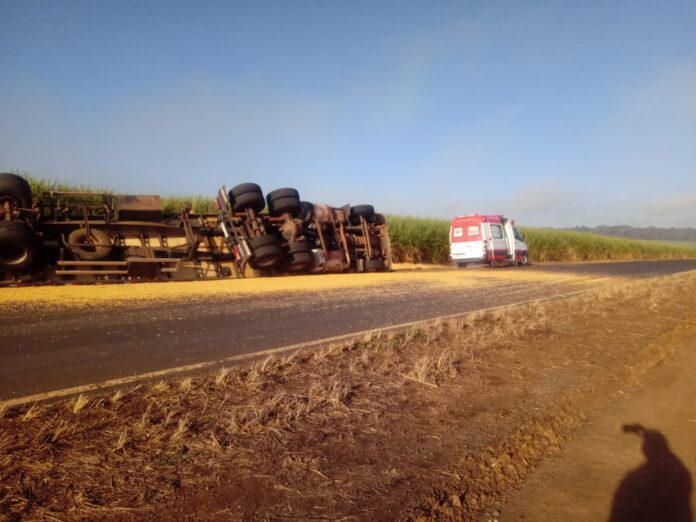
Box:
<box><xmin>0</xmin><ymin>174</ymin><xmax>391</xmax><ymax>284</ymax></box>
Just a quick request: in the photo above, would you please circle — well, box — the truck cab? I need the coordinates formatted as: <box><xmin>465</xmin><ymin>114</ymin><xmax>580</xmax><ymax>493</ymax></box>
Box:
<box><xmin>449</xmin><ymin>214</ymin><xmax>530</xmax><ymax>268</ymax></box>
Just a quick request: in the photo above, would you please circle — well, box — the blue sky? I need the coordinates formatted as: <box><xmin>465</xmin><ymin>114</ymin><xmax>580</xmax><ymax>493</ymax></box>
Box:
<box><xmin>1</xmin><ymin>1</ymin><xmax>694</xmax><ymax>226</ymax></box>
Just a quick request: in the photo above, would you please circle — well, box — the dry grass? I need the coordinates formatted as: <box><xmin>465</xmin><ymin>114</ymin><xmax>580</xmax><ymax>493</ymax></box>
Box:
<box><xmin>69</xmin><ymin>394</ymin><xmax>89</xmax><ymax>414</ymax></box>
<box><xmin>1</xmin><ymin>272</ymin><xmax>695</xmax><ymax>519</ymax></box>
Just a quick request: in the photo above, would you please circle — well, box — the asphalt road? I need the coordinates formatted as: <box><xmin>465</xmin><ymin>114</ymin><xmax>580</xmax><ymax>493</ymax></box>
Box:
<box><xmin>2</xmin><ymin>259</ymin><xmax>696</xmax><ymax>401</ymax></box>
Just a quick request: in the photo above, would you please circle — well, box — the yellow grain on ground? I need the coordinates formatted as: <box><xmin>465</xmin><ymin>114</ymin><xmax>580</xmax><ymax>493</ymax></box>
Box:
<box><xmin>390</xmin><ymin>262</ymin><xmax>451</xmax><ymax>271</ymax></box>
<box><xmin>0</xmin><ymin>265</ymin><xmax>602</xmax><ymax>310</ymax></box>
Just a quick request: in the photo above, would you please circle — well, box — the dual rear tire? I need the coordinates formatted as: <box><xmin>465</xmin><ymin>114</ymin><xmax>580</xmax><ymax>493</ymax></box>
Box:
<box><xmin>349</xmin><ymin>204</ymin><xmax>375</xmax><ymax>225</ymax></box>
<box><xmin>248</xmin><ymin>234</ymin><xmax>284</xmax><ymax>269</ymax></box>
<box><xmin>267</xmin><ymin>188</ymin><xmax>302</xmax><ymax>218</ymax></box>
<box><xmin>227</xmin><ymin>183</ymin><xmax>304</xmax><ymax>219</ymax></box>
<box><xmin>0</xmin><ymin>174</ymin><xmax>39</xmax><ymax>273</ymax></box>
<box><xmin>228</xmin><ymin>183</ymin><xmax>308</xmax><ymax>270</ymax></box>
<box><xmin>228</xmin><ymin>183</ymin><xmax>266</xmax><ymax>214</ymax></box>
<box><xmin>0</xmin><ymin>221</ymin><xmax>40</xmax><ymax>272</ymax></box>
<box><xmin>364</xmin><ymin>257</ymin><xmax>386</xmax><ymax>272</ymax></box>
<box><xmin>286</xmin><ymin>240</ymin><xmax>313</xmax><ymax>272</ymax></box>
<box><xmin>0</xmin><ymin>173</ymin><xmax>32</xmax><ymax>209</ymax></box>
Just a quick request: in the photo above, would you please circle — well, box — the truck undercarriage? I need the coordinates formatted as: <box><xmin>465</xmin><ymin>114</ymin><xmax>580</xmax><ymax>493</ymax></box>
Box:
<box><xmin>0</xmin><ymin>174</ymin><xmax>391</xmax><ymax>284</ymax></box>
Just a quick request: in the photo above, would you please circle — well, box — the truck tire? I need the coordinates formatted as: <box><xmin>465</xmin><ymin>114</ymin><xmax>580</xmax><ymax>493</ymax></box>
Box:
<box><xmin>251</xmin><ymin>244</ymin><xmax>284</xmax><ymax>269</ymax></box>
<box><xmin>267</xmin><ymin>188</ymin><xmax>301</xmax><ymax>217</ymax></box>
<box><xmin>248</xmin><ymin>234</ymin><xmax>280</xmax><ymax>249</ymax></box>
<box><xmin>285</xmin><ymin>240</ymin><xmax>313</xmax><ymax>272</ymax></box>
<box><xmin>518</xmin><ymin>253</ymin><xmax>531</xmax><ymax>266</ymax></box>
<box><xmin>267</xmin><ymin>188</ymin><xmax>300</xmax><ymax>201</ymax></box>
<box><xmin>287</xmin><ymin>251</ymin><xmax>313</xmax><ymax>272</ymax></box>
<box><xmin>0</xmin><ymin>173</ymin><xmax>33</xmax><ymax>209</ymax></box>
<box><xmin>67</xmin><ymin>228</ymin><xmax>113</xmax><ymax>261</ymax></box>
<box><xmin>288</xmin><ymin>239</ymin><xmax>311</xmax><ymax>253</ymax></box>
<box><xmin>229</xmin><ymin>183</ymin><xmax>266</xmax><ymax>213</ymax></box>
<box><xmin>0</xmin><ymin>221</ymin><xmax>40</xmax><ymax>271</ymax></box>
<box><xmin>230</xmin><ymin>183</ymin><xmax>263</xmax><ymax>198</ymax></box>
<box><xmin>249</xmin><ymin>234</ymin><xmax>284</xmax><ymax>269</ymax></box>
<box><xmin>364</xmin><ymin>258</ymin><xmax>386</xmax><ymax>272</ymax></box>
<box><xmin>299</xmin><ymin>201</ymin><xmax>315</xmax><ymax>223</ymax></box>
<box><xmin>269</xmin><ymin>197</ymin><xmax>301</xmax><ymax>217</ymax></box>
<box><xmin>232</xmin><ymin>192</ymin><xmax>266</xmax><ymax>213</ymax></box>
<box><xmin>349</xmin><ymin>204</ymin><xmax>375</xmax><ymax>225</ymax></box>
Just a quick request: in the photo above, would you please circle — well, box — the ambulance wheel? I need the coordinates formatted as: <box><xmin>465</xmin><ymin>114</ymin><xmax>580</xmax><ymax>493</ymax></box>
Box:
<box><xmin>456</xmin><ymin>262</ymin><xmax>468</xmax><ymax>268</ymax></box>
<box><xmin>489</xmin><ymin>260</ymin><xmax>499</xmax><ymax>268</ymax></box>
<box><xmin>518</xmin><ymin>253</ymin><xmax>531</xmax><ymax>266</ymax></box>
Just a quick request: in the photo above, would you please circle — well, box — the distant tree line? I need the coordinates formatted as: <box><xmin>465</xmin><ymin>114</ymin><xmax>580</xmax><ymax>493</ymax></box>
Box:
<box><xmin>568</xmin><ymin>225</ymin><xmax>696</xmax><ymax>241</ymax></box>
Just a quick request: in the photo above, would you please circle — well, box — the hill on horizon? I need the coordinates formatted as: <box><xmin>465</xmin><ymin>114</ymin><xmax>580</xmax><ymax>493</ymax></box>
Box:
<box><xmin>568</xmin><ymin>225</ymin><xmax>696</xmax><ymax>242</ymax></box>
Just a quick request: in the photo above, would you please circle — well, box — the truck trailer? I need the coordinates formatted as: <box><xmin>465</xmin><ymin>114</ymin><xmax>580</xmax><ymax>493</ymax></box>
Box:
<box><xmin>0</xmin><ymin>173</ymin><xmax>391</xmax><ymax>284</ymax></box>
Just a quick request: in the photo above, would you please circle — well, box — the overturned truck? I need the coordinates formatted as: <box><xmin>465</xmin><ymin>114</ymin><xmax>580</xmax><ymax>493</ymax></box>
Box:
<box><xmin>0</xmin><ymin>173</ymin><xmax>391</xmax><ymax>284</ymax></box>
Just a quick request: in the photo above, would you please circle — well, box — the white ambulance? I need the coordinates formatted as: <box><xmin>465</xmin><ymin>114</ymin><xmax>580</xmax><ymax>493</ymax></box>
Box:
<box><xmin>449</xmin><ymin>214</ymin><xmax>530</xmax><ymax>267</ymax></box>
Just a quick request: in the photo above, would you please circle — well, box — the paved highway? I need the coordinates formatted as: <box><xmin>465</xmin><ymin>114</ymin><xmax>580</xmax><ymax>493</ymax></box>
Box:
<box><xmin>2</xmin><ymin>259</ymin><xmax>695</xmax><ymax>402</ymax></box>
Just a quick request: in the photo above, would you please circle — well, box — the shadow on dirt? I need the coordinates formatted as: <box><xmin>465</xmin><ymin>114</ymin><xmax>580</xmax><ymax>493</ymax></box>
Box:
<box><xmin>609</xmin><ymin>424</ymin><xmax>693</xmax><ymax>522</ymax></box>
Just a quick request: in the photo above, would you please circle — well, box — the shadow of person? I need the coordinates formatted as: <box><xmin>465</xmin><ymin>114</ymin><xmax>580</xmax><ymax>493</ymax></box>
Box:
<box><xmin>609</xmin><ymin>424</ymin><xmax>693</xmax><ymax>522</ymax></box>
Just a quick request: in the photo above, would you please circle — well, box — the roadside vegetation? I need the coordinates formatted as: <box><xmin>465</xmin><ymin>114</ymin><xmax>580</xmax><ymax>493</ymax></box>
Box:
<box><xmin>521</xmin><ymin>227</ymin><xmax>696</xmax><ymax>262</ymax></box>
<box><xmin>569</xmin><ymin>224</ymin><xmax>696</xmax><ymax>242</ymax></box>
<box><xmin>24</xmin><ymin>175</ymin><xmax>217</xmax><ymax>215</ymax></box>
<box><xmin>20</xmin><ymin>173</ymin><xmax>696</xmax><ymax>264</ymax></box>
<box><xmin>1</xmin><ymin>272</ymin><xmax>695</xmax><ymax>519</ymax></box>
<box><xmin>387</xmin><ymin>215</ymin><xmax>696</xmax><ymax>263</ymax></box>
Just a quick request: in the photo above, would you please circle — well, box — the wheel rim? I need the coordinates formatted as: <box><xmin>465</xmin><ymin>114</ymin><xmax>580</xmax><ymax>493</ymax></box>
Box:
<box><xmin>0</xmin><ymin>195</ymin><xmax>21</xmax><ymax>207</ymax></box>
<box><xmin>70</xmin><ymin>230</ymin><xmax>110</xmax><ymax>256</ymax></box>
<box><xmin>75</xmin><ymin>235</ymin><xmax>98</xmax><ymax>254</ymax></box>
<box><xmin>0</xmin><ymin>244</ymin><xmax>29</xmax><ymax>266</ymax></box>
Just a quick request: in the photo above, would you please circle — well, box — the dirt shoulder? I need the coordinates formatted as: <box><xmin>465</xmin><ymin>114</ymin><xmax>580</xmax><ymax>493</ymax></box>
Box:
<box><xmin>1</xmin><ymin>272</ymin><xmax>695</xmax><ymax>520</ymax></box>
<box><xmin>500</xmin><ymin>330</ymin><xmax>696</xmax><ymax>521</ymax></box>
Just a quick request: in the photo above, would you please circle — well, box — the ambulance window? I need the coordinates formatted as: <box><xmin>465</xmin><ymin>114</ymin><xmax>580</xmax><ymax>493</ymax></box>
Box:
<box><xmin>491</xmin><ymin>225</ymin><xmax>503</xmax><ymax>239</ymax></box>
<box><xmin>513</xmin><ymin>227</ymin><xmax>524</xmax><ymax>241</ymax></box>
<box><xmin>467</xmin><ymin>225</ymin><xmax>480</xmax><ymax>236</ymax></box>
<box><xmin>453</xmin><ymin>227</ymin><xmax>463</xmax><ymax>238</ymax></box>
